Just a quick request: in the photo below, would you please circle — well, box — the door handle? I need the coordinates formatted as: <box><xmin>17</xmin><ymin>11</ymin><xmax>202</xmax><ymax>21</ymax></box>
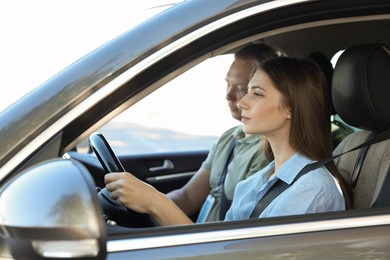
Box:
<box><xmin>148</xmin><ymin>159</ymin><xmax>175</xmax><ymax>172</ymax></box>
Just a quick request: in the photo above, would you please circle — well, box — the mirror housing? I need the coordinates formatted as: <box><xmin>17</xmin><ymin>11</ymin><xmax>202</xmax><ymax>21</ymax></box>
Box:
<box><xmin>0</xmin><ymin>159</ymin><xmax>107</xmax><ymax>259</ymax></box>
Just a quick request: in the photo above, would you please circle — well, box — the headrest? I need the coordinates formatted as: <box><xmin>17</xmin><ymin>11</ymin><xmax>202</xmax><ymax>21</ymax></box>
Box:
<box><xmin>332</xmin><ymin>43</ymin><xmax>390</xmax><ymax>132</ymax></box>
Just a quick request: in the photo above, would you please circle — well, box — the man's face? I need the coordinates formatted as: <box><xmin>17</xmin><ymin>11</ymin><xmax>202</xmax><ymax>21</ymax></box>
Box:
<box><xmin>224</xmin><ymin>58</ymin><xmax>253</xmax><ymax>121</ymax></box>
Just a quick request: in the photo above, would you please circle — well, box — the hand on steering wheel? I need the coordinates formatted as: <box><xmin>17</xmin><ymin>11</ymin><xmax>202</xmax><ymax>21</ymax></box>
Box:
<box><xmin>89</xmin><ymin>132</ymin><xmax>153</xmax><ymax>228</ymax></box>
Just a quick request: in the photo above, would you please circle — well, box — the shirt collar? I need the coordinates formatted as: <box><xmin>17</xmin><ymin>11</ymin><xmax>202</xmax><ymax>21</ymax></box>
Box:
<box><xmin>276</xmin><ymin>152</ymin><xmax>315</xmax><ymax>185</ymax></box>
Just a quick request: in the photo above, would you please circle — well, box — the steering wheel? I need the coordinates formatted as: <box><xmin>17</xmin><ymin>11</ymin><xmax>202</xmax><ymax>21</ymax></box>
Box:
<box><xmin>89</xmin><ymin>132</ymin><xmax>153</xmax><ymax>228</ymax></box>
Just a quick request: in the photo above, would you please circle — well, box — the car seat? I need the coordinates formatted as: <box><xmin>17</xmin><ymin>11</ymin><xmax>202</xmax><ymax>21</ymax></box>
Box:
<box><xmin>308</xmin><ymin>51</ymin><xmax>354</xmax><ymax>150</ymax></box>
<box><xmin>332</xmin><ymin>43</ymin><xmax>390</xmax><ymax>209</ymax></box>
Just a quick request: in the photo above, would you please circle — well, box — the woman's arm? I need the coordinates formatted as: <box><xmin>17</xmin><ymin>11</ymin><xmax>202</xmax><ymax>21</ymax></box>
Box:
<box><xmin>167</xmin><ymin>167</ymin><xmax>211</xmax><ymax>216</ymax></box>
<box><xmin>105</xmin><ymin>172</ymin><xmax>193</xmax><ymax>226</ymax></box>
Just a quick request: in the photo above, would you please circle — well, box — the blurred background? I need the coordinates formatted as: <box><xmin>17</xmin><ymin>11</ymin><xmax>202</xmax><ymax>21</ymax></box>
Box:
<box><xmin>0</xmin><ymin>0</ymin><xmax>183</xmax><ymax>111</ymax></box>
<box><xmin>0</xmin><ymin>0</ymin><xmax>238</xmax><ymax>154</ymax></box>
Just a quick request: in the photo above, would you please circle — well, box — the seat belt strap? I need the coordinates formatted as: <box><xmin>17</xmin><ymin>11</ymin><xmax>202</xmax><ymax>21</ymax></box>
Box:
<box><xmin>218</xmin><ymin>139</ymin><xmax>236</xmax><ymax>220</ymax></box>
<box><xmin>220</xmin><ymin>179</ymin><xmax>232</xmax><ymax>220</ymax></box>
<box><xmin>249</xmin><ymin>162</ymin><xmax>320</xmax><ymax>218</ymax></box>
<box><xmin>249</xmin><ymin>128</ymin><xmax>390</xmax><ymax>219</ymax></box>
<box><xmin>351</xmin><ymin>132</ymin><xmax>377</xmax><ymax>188</ymax></box>
<box><xmin>218</xmin><ymin>139</ymin><xmax>236</xmax><ymax>186</ymax></box>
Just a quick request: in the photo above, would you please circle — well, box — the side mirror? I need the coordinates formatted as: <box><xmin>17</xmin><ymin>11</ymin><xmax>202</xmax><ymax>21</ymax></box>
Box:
<box><xmin>0</xmin><ymin>159</ymin><xmax>107</xmax><ymax>259</ymax></box>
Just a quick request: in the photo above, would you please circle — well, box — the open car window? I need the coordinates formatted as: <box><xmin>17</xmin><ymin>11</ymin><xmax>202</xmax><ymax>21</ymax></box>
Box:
<box><xmin>78</xmin><ymin>54</ymin><xmax>238</xmax><ymax>155</ymax></box>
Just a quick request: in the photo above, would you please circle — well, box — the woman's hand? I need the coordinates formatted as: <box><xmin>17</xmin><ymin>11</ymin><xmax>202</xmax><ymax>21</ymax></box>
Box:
<box><xmin>105</xmin><ymin>172</ymin><xmax>158</xmax><ymax>214</ymax></box>
<box><xmin>104</xmin><ymin>172</ymin><xmax>193</xmax><ymax>226</ymax></box>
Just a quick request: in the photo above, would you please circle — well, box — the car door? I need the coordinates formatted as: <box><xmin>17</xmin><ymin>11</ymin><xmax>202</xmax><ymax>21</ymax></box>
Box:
<box><xmin>99</xmin><ymin>0</ymin><xmax>390</xmax><ymax>258</ymax></box>
<box><xmin>104</xmin><ymin>209</ymin><xmax>390</xmax><ymax>259</ymax></box>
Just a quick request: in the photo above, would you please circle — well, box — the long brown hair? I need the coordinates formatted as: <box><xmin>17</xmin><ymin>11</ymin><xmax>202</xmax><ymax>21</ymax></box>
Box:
<box><xmin>259</xmin><ymin>57</ymin><xmax>352</xmax><ymax>209</ymax></box>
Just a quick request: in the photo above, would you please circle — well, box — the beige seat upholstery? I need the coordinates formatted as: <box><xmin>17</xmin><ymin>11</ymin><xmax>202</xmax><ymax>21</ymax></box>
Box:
<box><xmin>332</xmin><ymin>43</ymin><xmax>390</xmax><ymax>209</ymax></box>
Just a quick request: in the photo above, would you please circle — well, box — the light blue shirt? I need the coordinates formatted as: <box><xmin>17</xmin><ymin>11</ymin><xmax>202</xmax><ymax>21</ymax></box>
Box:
<box><xmin>225</xmin><ymin>152</ymin><xmax>345</xmax><ymax>221</ymax></box>
<box><xmin>199</xmin><ymin>125</ymin><xmax>268</xmax><ymax>222</ymax></box>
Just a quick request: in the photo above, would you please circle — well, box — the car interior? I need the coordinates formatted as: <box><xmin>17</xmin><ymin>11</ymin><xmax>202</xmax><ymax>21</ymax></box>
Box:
<box><xmin>94</xmin><ymin>27</ymin><xmax>389</xmax><ymax>228</ymax></box>
<box><xmin>332</xmin><ymin>43</ymin><xmax>390</xmax><ymax>209</ymax></box>
<box><xmin>106</xmin><ymin>43</ymin><xmax>390</xmax><ymax>229</ymax></box>
<box><xmin>59</xmin><ymin>6</ymin><xmax>390</xmax><ymax>231</ymax></box>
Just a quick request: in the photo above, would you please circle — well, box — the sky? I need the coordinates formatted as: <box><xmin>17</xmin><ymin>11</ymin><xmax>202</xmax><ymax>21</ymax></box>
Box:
<box><xmin>0</xmin><ymin>0</ymin><xmax>182</xmax><ymax>112</ymax></box>
<box><xmin>0</xmin><ymin>0</ymin><xmax>237</xmax><ymax>139</ymax></box>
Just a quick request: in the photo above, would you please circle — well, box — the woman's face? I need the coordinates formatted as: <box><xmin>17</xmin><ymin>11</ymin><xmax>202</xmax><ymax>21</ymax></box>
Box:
<box><xmin>237</xmin><ymin>69</ymin><xmax>291</xmax><ymax>139</ymax></box>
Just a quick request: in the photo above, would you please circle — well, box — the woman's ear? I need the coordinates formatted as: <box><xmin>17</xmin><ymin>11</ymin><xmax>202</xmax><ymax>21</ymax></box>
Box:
<box><xmin>284</xmin><ymin>107</ymin><xmax>292</xmax><ymax>120</ymax></box>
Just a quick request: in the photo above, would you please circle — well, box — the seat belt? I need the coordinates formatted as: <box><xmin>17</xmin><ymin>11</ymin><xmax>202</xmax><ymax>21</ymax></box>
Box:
<box><xmin>196</xmin><ymin>138</ymin><xmax>236</xmax><ymax>223</ymax></box>
<box><xmin>219</xmin><ymin>139</ymin><xmax>237</xmax><ymax>186</ymax></box>
<box><xmin>218</xmin><ymin>138</ymin><xmax>236</xmax><ymax>220</ymax></box>
<box><xmin>220</xmin><ymin>177</ymin><xmax>232</xmax><ymax>220</ymax></box>
<box><xmin>249</xmin><ymin>128</ymin><xmax>390</xmax><ymax>219</ymax></box>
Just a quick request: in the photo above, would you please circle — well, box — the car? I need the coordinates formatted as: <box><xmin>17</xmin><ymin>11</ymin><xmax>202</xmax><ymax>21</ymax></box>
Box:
<box><xmin>0</xmin><ymin>0</ymin><xmax>390</xmax><ymax>259</ymax></box>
